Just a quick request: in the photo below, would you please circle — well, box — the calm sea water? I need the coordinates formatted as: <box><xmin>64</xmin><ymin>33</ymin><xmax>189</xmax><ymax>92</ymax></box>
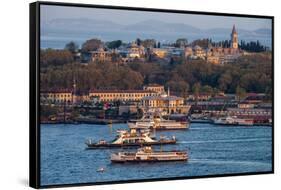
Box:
<box><xmin>40</xmin><ymin>31</ymin><xmax>272</xmax><ymax>49</ymax></box>
<box><xmin>40</xmin><ymin>123</ymin><xmax>272</xmax><ymax>186</ymax></box>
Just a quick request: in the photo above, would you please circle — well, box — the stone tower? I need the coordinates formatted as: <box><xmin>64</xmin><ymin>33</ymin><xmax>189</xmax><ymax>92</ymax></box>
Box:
<box><xmin>231</xmin><ymin>25</ymin><xmax>238</xmax><ymax>49</ymax></box>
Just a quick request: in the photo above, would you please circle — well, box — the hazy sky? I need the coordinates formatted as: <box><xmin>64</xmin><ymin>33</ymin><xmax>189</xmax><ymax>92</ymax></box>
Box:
<box><xmin>41</xmin><ymin>5</ymin><xmax>271</xmax><ymax>30</ymax></box>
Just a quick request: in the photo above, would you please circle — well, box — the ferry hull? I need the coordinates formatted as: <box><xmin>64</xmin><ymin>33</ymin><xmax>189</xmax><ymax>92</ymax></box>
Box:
<box><xmin>111</xmin><ymin>158</ymin><xmax>188</xmax><ymax>163</ymax></box>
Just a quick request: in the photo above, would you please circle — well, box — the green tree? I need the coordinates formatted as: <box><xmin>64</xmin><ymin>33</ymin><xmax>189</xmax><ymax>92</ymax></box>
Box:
<box><xmin>192</xmin><ymin>82</ymin><xmax>201</xmax><ymax>104</ymax></box>
<box><xmin>235</xmin><ymin>85</ymin><xmax>247</xmax><ymax>102</ymax></box>
<box><xmin>175</xmin><ymin>38</ymin><xmax>188</xmax><ymax>48</ymax></box>
<box><xmin>141</xmin><ymin>39</ymin><xmax>156</xmax><ymax>48</ymax></box>
<box><xmin>64</xmin><ymin>41</ymin><xmax>78</xmax><ymax>53</ymax></box>
<box><xmin>40</xmin><ymin>49</ymin><xmax>74</xmax><ymax>67</ymax></box>
<box><xmin>81</xmin><ymin>38</ymin><xmax>103</xmax><ymax>52</ymax></box>
<box><xmin>107</xmin><ymin>40</ymin><xmax>122</xmax><ymax>49</ymax></box>
<box><xmin>136</xmin><ymin>38</ymin><xmax>142</xmax><ymax>46</ymax></box>
<box><xmin>201</xmin><ymin>85</ymin><xmax>213</xmax><ymax>95</ymax></box>
<box><xmin>157</xmin><ymin>42</ymin><xmax>161</xmax><ymax>48</ymax></box>
<box><xmin>219</xmin><ymin>72</ymin><xmax>232</xmax><ymax>91</ymax></box>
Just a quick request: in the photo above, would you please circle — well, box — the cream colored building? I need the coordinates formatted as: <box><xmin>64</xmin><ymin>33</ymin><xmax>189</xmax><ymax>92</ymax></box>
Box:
<box><xmin>90</xmin><ymin>48</ymin><xmax>112</xmax><ymax>62</ymax></box>
<box><xmin>206</xmin><ymin>55</ymin><xmax>220</xmax><ymax>65</ymax></box>
<box><xmin>152</xmin><ymin>48</ymin><xmax>168</xmax><ymax>58</ymax></box>
<box><xmin>40</xmin><ymin>90</ymin><xmax>73</xmax><ymax>104</ymax></box>
<box><xmin>89</xmin><ymin>90</ymin><xmax>157</xmax><ymax>102</ymax></box>
<box><xmin>184</xmin><ymin>47</ymin><xmax>193</xmax><ymax>58</ymax></box>
<box><xmin>194</xmin><ymin>45</ymin><xmax>206</xmax><ymax>59</ymax></box>
<box><xmin>141</xmin><ymin>94</ymin><xmax>190</xmax><ymax>115</ymax></box>
<box><xmin>128</xmin><ymin>42</ymin><xmax>145</xmax><ymax>58</ymax></box>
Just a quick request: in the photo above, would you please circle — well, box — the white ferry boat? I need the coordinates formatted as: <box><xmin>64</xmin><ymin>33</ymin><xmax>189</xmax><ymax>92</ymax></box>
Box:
<box><xmin>85</xmin><ymin>129</ymin><xmax>177</xmax><ymax>148</ymax></box>
<box><xmin>111</xmin><ymin>146</ymin><xmax>188</xmax><ymax>163</ymax></box>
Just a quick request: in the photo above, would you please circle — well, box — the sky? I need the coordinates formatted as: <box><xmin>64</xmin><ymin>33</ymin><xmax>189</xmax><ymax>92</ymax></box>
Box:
<box><xmin>41</xmin><ymin>5</ymin><xmax>272</xmax><ymax>30</ymax></box>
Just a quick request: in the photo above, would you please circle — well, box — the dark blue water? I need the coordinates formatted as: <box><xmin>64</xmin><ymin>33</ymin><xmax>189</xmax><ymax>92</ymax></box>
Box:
<box><xmin>40</xmin><ymin>123</ymin><xmax>272</xmax><ymax>186</ymax></box>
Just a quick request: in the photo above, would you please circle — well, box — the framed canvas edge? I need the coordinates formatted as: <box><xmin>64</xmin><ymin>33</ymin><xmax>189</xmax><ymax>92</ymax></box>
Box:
<box><xmin>29</xmin><ymin>1</ymin><xmax>275</xmax><ymax>189</ymax></box>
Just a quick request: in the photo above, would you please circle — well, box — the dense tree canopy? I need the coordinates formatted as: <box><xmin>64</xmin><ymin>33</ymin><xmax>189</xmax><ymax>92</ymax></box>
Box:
<box><xmin>64</xmin><ymin>41</ymin><xmax>79</xmax><ymax>53</ymax></box>
<box><xmin>175</xmin><ymin>38</ymin><xmax>188</xmax><ymax>48</ymax></box>
<box><xmin>40</xmin><ymin>49</ymin><xmax>74</xmax><ymax>67</ymax></box>
<box><xmin>40</xmin><ymin>46</ymin><xmax>272</xmax><ymax>96</ymax></box>
<box><xmin>106</xmin><ymin>40</ymin><xmax>122</xmax><ymax>49</ymax></box>
<box><xmin>81</xmin><ymin>38</ymin><xmax>103</xmax><ymax>52</ymax></box>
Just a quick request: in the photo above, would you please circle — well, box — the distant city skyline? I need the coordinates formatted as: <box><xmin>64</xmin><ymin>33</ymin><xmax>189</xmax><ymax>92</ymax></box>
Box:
<box><xmin>41</xmin><ymin>5</ymin><xmax>271</xmax><ymax>31</ymax></box>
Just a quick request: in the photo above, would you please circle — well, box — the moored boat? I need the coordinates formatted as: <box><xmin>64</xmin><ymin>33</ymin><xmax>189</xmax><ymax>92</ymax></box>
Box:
<box><xmin>85</xmin><ymin>129</ymin><xmax>177</xmax><ymax>149</ymax></box>
<box><xmin>111</xmin><ymin>146</ymin><xmax>188</xmax><ymax>163</ymax></box>
<box><xmin>128</xmin><ymin>112</ymin><xmax>189</xmax><ymax>130</ymax></box>
<box><xmin>213</xmin><ymin>116</ymin><xmax>254</xmax><ymax>126</ymax></box>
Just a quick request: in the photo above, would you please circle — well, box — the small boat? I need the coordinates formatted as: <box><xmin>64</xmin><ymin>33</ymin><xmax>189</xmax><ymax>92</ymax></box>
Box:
<box><xmin>111</xmin><ymin>146</ymin><xmax>188</xmax><ymax>163</ymax></box>
<box><xmin>85</xmin><ymin>129</ymin><xmax>177</xmax><ymax>149</ymax></box>
<box><xmin>96</xmin><ymin>167</ymin><xmax>106</xmax><ymax>172</ymax></box>
<box><xmin>213</xmin><ymin>116</ymin><xmax>254</xmax><ymax>126</ymax></box>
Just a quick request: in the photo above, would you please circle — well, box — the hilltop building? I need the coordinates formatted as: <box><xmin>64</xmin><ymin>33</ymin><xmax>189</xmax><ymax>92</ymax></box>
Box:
<box><xmin>231</xmin><ymin>25</ymin><xmax>239</xmax><ymax>49</ymax></box>
<box><xmin>127</xmin><ymin>41</ymin><xmax>145</xmax><ymax>58</ymax></box>
<box><xmin>206</xmin><ymin>25</ymin><xmax>242</xmax><ymax>64</ymax></box>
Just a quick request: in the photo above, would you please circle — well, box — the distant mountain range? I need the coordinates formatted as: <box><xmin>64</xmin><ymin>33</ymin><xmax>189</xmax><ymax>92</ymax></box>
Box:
<box><xmin>40</xmin><ymin>18</ymin><xmax>272</xmax><ymax>49</ymax></box>
<box><xmin>42</xmin><ymin>18</ymin><xmax>271</xmax><ymax>36</ymax></box>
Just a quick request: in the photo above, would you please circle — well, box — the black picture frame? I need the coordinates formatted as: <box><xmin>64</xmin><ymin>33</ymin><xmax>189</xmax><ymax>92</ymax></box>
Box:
<box><xmin>30</xmin><ymin>1</ymin><xmax>274</xmax><ymax>188</ymax></box>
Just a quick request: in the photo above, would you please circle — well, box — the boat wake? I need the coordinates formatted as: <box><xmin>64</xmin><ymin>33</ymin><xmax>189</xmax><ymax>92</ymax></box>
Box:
<box><xmin>189</xmin><ymin>127</ymin><xmax>211</xmax><ymax>130</ymax></box>
<box><xmin>179</xmin><ymin>138</ymin><xmax>271</xmax><ymax>144</ymax></box>
<box><xmin>189</xmin><ymin>158</ymin><xmax>271</xmax><ymax>167</ymax></box>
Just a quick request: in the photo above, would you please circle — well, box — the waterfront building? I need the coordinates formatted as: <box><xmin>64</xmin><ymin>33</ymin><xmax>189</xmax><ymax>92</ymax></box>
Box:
<box><xmin>141</xmin><ymin>93</ymin><xmax>191</xmax><ymax>115</ymax></box>
<box><xmin>40</xmin><ymin>89</ymin><xmax>73</xmax><ymax>104</ymax></box>
<box><xmin>238</xmin><ymin>103</ymin><xmax>255</xmax><ymax>109</ymax></box>
<box><xmin>89</xmin><ymin>89</ymin><xmax>158</xmax><ymax>102</ymax></box>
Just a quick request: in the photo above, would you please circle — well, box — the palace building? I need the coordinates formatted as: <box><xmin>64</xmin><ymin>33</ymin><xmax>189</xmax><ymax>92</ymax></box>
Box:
<box><xmin>206</xmin><ymin>25</ymin><xmax>241</xmax><ymax>64</ymax></box>
<box><xmin>231</xmin><ymin>25</ymin><xmax>239</xmax><ymax>49</ymax></box>
<box><xmin>89</xmin><ymin>89</ymin><xmax>158</xmax><ymax>102</ymax></box>
<box><xmin>141</xmin><ymin>93</ymin><xmax>191</xmax><ymax>115</ymax></box>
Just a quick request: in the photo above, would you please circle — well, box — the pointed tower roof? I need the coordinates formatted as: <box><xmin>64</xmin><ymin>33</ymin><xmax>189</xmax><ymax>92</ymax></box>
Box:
<box><xmin>232</xmin><ymin>24</ymin><xmax>237</xmax><ymax>34</ymax></box>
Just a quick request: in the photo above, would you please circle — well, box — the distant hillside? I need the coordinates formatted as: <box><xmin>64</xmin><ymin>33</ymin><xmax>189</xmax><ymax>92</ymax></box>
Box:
<box><xmin>42</xmin><ymin>18</ymin><xmax>271</xmax><ymax>37</ymax></box>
